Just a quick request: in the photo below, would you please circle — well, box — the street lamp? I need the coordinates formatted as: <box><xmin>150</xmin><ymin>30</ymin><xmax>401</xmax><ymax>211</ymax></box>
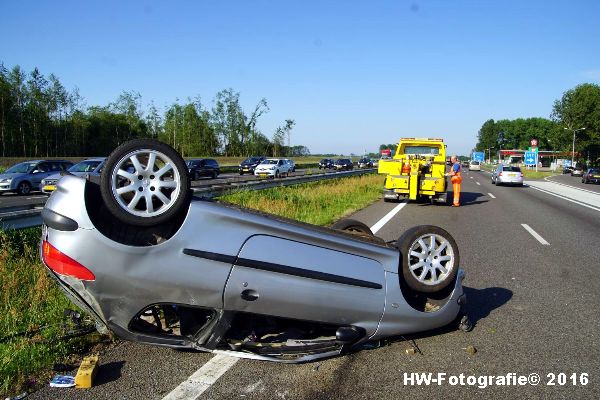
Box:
<box><xmin>565</xmin><ymin>127</ymin><xmax>586</xmax><ymax>167</ymax></box>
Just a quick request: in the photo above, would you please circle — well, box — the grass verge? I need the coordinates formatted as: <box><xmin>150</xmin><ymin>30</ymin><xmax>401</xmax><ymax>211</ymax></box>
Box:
<box><xmin>0</xmin><ymin>228</ymin><xmax>102</xmax><ymax>397</ymax></box>
<box><xmin>220</xmin><ymin>172</ymin><xmax>383</xmax><ymax>225</ymax></box>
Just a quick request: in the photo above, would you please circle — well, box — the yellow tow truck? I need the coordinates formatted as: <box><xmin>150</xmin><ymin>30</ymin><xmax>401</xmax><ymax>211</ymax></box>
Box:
<box><xmin>378</xmin><ymin>137</ymin><xmax>448</xmax><ymax>203</ymax></box>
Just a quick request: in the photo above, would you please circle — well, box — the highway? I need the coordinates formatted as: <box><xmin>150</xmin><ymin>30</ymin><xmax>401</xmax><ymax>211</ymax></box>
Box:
<box><xmin>0</xmin><ymin>169</ymin><xmax>338</xmax><ymax>210</ymax></box>
<box><xmin>27</xmin><ymin>169</ymin><xmax>600</xmax><ymax>399</ymax></box>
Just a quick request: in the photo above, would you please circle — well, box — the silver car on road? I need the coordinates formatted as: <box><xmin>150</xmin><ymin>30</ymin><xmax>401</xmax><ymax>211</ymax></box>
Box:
<box><xmin>40</xmin><ymin>139</ymin><xmax>469</xmax><ymax>363</ymax></box>
<box><xmin>491</xmin><ymin>165</ymin><xmax>524</xmax><ymax>186</ymax></box>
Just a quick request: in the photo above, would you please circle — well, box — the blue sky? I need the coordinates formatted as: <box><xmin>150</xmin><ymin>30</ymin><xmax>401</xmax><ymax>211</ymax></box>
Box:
<box><xmin>1</xmin><ymin>0</ymin><xmax>599</xmax><ymax>155</ymax></box>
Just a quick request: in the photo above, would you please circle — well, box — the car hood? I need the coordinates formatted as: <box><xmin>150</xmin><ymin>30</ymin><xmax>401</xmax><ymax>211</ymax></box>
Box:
<box><xmin>0</xmin><ymin>172</ymin><xmax>26</xmax><ymax>180</ymax></box>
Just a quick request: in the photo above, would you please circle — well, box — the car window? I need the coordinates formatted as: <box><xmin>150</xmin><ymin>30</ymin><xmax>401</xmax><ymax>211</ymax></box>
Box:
<box><xmin>263</xmin><ymin>159</ymin><xmax>278</xmax><ymax>165</ymax></box>
<box><xmin>6</xmin><ymin>162</ymin><xmax>36</xmax><ymax>173</ymax></box>
<box><xmin>589</xmin><ymin>169</ymin><xmax>600</xmax><ymax>174</ymax></box>
<box><xmin>69</xmin><ymin>160</ymin><xmax>102</xmax><ymax>172</ymax></box>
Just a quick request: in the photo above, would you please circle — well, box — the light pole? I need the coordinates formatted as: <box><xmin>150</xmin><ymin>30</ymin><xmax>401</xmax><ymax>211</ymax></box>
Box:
<box><xmin>565</xmin><ymin>127</ymin><xmax>586</xmax><ymax>167</ymax></box>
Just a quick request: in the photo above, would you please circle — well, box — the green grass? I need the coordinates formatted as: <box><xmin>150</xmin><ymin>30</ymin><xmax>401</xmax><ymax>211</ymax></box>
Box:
<box><xmin>220</xmin><ymin>173</ymin><xmax>383</xmax><ymax>226</ymax></box>
<box><xmin>520</xmin><ymin>170</ymin><xmax>558</xmax><ymax>179</ymax></box>
<box><xmin>0</xmin><ymin>228</ymin><xmax>101</xmax><ymax>397</ymax></box>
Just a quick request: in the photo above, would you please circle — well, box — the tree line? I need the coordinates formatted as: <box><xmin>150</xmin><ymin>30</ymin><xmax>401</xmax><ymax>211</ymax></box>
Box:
<box><xmin>475</xmin><ymin>83</ymin><xmax>600</xmax><ymax>164</ymax></box>
<box><xmin>0</xmin><ymin>62</ymin><xmax>308</xmax><ymax>158</ymax></box>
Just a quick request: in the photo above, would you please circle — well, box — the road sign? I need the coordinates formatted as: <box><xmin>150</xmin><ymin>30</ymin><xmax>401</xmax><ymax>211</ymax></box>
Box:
<box><xmin>472</xmin><ymin>152</ymin><xmax>484</xmax><ymax>162</ymax></box>
<box><xmin>524</xmin><ymin>151</ymin><xmax>537</xmax><ymax>166</ymax></box>
<box><xmin>563</xmin><ymin>159</ymin><xmax>572</xmax><ymax>167</ymax></box>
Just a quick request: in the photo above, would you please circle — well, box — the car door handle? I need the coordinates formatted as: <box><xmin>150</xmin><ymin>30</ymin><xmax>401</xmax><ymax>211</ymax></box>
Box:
<box><xmin>240</xmin><ymin>289</ymin><xmax>259</xmax><ymax>302</ymax></box>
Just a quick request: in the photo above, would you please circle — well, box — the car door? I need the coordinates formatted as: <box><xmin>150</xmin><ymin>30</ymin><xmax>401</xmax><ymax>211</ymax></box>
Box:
<box><xmin>223</xmin><ymin>235</ymin><xmax>386</xmax><ymax>329</ymax></box>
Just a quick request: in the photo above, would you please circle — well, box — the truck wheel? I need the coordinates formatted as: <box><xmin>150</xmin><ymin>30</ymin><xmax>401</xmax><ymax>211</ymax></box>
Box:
<box><xmin>100</xmin><ymin>139</ymin><xmax>190</xmax><ymax>227</ymax></box>
<box><xmin>397</xmin><ymin>225</ymin><xmax>459</xmax><ymax>293</ymax></box>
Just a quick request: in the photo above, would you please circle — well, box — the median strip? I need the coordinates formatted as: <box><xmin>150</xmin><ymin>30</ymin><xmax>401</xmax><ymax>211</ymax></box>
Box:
<box><xmin>521</xmin><ymin>224</ymin><xmax>550</xmax><ymax>246</ymax></box>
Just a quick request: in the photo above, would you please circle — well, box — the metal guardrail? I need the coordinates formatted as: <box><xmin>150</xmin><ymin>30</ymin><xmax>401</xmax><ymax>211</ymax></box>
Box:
<box><xmin>0</xmin><ymin>168</ymin><xmax>376</xmax><ymax>230</ymax></box>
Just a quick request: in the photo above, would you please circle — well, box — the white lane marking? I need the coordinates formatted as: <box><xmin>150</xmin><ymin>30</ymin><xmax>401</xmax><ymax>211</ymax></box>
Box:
<box><xmin>469</xmin><ymin>176</ymin><xmax>473</xmax><ymax>179</ymax></box>
<box><xmin>475</xmin><ymin>182</ymin><xmax>481</xmax><ymax>186</ymax></box>
<box><xmin>527</xmin><ymin>185</ymin><xmax>600</xmax><ymax>212</ymax></box>
<box><xmin>162</xmin><ymin>354</ymin><xmax>239</xmax><ymax>400</ymax></box>
<box><xmin>488</xmin><ymin>193</ymin><xmax>496</xmax><ymax>199</ymax></box>
<box><xmin>370</xmin><ymin>200</ymin><xmax>408</xmax><ymax>234</ymax></box>
<box><xmin>521</xmin><ymin>224</ymin><xmax>550</xmax><ymax>246</ymax></box>
<box><xmin>26</xmin><ymin>196</ymin><xmax>47</xmax><ymax>199</ymax></box>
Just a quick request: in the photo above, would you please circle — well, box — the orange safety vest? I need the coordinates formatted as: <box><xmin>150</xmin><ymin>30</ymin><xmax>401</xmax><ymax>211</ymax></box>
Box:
<box><xmin>450</xmin><ymin>163</ymin><xmax>462</xmax><ymax>184</ymax></box>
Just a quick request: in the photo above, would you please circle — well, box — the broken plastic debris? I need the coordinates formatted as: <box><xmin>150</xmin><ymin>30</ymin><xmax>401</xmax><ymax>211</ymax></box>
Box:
<box><xmin>405</xmin><ymin>348</ymin><xmax>416</xmax><ymax>355</ymax></box>
<box><xmin>49</xmin><ymin>375</ymin><xmax>75</xmax><ymax>388</ymax></box>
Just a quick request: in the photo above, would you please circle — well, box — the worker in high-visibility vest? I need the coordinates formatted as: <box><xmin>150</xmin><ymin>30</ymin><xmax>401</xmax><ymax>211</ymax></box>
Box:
<box><xmin>449</xmin><ymin>155</ymin><xmax>462</xmax><ymax>207</ymax></box>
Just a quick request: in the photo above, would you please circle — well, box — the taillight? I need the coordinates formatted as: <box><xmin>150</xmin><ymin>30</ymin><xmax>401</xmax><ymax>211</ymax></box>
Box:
<box><xmin>499</xmin><ymin>172</ymin><xmax>503</xmax><ymax>176</ymax></box>
<box><xmin>520</xmin><ymin>173</ymin><xmax>524</xmax><ymax>177</ymax></box>
<box><xmin>42</xmin><ymin>241</ymin><xmax>95</xmax><ymax>281</ymax></box>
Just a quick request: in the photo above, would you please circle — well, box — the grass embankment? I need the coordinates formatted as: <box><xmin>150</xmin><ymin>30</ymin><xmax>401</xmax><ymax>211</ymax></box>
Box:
<box><xmin>0</xmin><ymin>228</ymin><xmax>100</xmax><ymax>397</ymax></box>
<box><xmin>220</xmin><ymin>173</ymin><xmax>383</xmax><ymax>225</ymax></box>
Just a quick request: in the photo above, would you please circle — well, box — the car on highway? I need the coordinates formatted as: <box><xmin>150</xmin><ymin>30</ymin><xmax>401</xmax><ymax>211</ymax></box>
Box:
<box><xmin>582</xmin><ymin>168</ymin><xmax>600</xmax><ymax>184</ymax></box>
<box><xmin>334</xmin><ymin>158</ymin><xmax>354</xmax><ymax>171</ymax></box>
<box><xmin>40</xmin><ymin>139</ymin><xmax>469</xmax><ymax>363</ymax></box>
<box><xmin>284</xmin><ymin>158</ymin><xmax>296</xmax><ymax>173</ymax></box>
<box><xmin>491</xmin><ymin>165</ymin><xmax>524</xmax><ymax>186</ymax></box>
<box><xmin>461</xmin><ymin>161</ymin><xmax>470</xmax><ymax>168</ymax></box>
<box><xmin>318</xmin><ymin>158</ymin><xmax>334</xmax><ymax>169</ymax></box>
<box><xmin>0</xmin><ymin>159</ymin><xmax>73</xmax><ymax>195</ymax></box>
<box><xmin>570</xmin><ymin>166</ymin><xmax>584</xmax><ymax>177</ymax></box>
<box><xmin>468</xmin><ymin>161</ymin><xmax>481</xmax><ymax>171</ymax></box>
<box><xmin>357</xmin><ymin>158</ymin><xmax>373</xmax><ymax>169</ymax></box>
<box><xmin>187</xmin><ymin>158</ymin><xmax>220</xmax><ymax>180</ymax></box>
<box><xmin>254</xmin><ymin>158</ymin><xmax>293</xmax><ymax>178</ymax></box>
<box><xmin>239</xmin><ymin>156</ymin><xmax>266</xmax><ymax>175</ymax></box>
<box><xmin>40</xmin><ymin>158</ymin><xmax>106</xmax><ymax>194</ymax></box>
<box><xmin>562</xmin><ymin>166</ymin><xmax>574</xmax><ymax>174</ymax></box>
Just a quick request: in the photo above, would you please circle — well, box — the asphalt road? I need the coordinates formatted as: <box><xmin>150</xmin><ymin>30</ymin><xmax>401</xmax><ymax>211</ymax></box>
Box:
<box><xmin>28</xmin><ymin>169</ymin><xmax>599</xmax><ymax>399</ymax></box>
<box><xmin>547</xmin><ymin>172</ymin><xmax>600</xmax><ymax>193</ymax></box>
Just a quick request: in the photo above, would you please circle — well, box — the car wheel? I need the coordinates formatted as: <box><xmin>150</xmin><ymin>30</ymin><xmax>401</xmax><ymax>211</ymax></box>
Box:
<box><xmin>212</xmin><ymin>171</ymin><xmax>218</xmax><ymax>179</ymax></box>
<box><xmin>100</xmin><ymin>139</ymin><xmax>191</xmax><ymax>227</ymax></box>
<box><xmin>397</xmin><ymin>225</ymin><xmax>459</xmax><ymax>293</ymax></box>
<box><xmin>275</xmin><ymin>170</ymin><xmax>280</xmax><ymax>179</ymax></box>
<box><xmin>17</xmin><ymin>181</ymin><xmax>32</xmax><ymax>195</ymax></box>
<box><xmin>331</xmin><ymin>219</ymin><xmax>374</xmax><ymax>235</ymax></box>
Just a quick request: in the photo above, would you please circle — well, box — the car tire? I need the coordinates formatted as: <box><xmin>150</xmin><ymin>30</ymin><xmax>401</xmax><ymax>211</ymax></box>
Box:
<box><xmin>17</xmin><ymin>181</ymin><xmax>32</xmax><ymax>195</ymax></box>
<box><xmin>100</xmin><ymin>139</ymin><xmax>191</xmax><ymax>227</ymax></box>
<box><xmin>331</xmin><ymin>219</ymin><xmax>374</xmax><ymax>236</ymax></box>
<box><xmin>275</xmin><ymin>170</ymin><xmax>280</xmax><ymax>179</ymax></box>
<box><xmin>212</xmin><ymin>171</ymin><xmax>218</xmax><ymax>179</ymax></box>
<box><xmin>397</xmin><ymin>225</ymin><xmax>459</xmax><ymax>293</ymax></box>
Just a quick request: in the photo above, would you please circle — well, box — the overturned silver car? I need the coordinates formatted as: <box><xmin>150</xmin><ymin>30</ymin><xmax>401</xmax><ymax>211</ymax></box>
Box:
<box><xmin>40</xmin><ymin>139</ymin><xmax>469</xmax><ymax>363</ymax></box>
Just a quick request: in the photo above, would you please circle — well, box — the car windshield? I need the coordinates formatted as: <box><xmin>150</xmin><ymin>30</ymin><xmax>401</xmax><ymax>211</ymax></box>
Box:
<box><xmin>502</xmin><ymin>166</ymin><xmax>521</xmax><ymax>172</ymax></box>
<box><xmin>404</xmin><ymin>146</ymin><xmax>440</xmax><ymax>155</ymax></box>
<box><xmin>5</xmin><ymin>162</ymin><xmax>36</xmax><ymax>174</ymax></box>
<box><xmin>69</xmin><ymin>160</ymin><xmax>102</xmax><ymax>172</ymax></box>
<box><xmin>243</xmin><ymin>157</ymin><xmax>261</xmax><ymax>163</ymax></box>
<box><xmin>589</xmin><ymin>169</ymin><xmax>600</xmax><ymax>174</ymax></box>
<box><xmin>471</xmin><ymin>161</ymin><xmax>480</xmax><ymax>165</ymax></box>
<box><xmin>262</xmin><ymin>159</ymin><xmax>278</xmax><ymax>165</ymax></box>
